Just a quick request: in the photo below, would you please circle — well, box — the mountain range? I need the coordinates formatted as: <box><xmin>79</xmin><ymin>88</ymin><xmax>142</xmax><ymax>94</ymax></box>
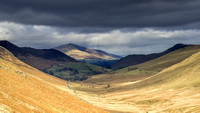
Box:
<box><xmin>1</xmin><ymin>40</ymin><xmax>200</xmax><ymax>112</ymax></box>
<box><xmin>0</xmin><ymin>41</ymin><xmax>107</xmax><ymax>81</ymax></box>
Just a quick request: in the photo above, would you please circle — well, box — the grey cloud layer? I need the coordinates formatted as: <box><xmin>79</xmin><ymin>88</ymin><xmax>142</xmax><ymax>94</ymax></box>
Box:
<box><xmin>1</xmin><ymin>22</ymin><xmax>200</xmax><ymax>55</ymax></box>
<box><xmin>0</xmin><ymin>0</ymin><xmax>200</xmax><ymax>27</ymax></box>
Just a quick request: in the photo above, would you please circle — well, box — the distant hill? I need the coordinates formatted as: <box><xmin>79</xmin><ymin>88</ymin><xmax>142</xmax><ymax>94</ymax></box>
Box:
<box><xmin>54</xmin><ymin>43</ymin><xmax>121</xmax><ymax>60</ymax></box>
<box><xmin>0</xmin><ymin>46</ymin><xmax>107</xmax><ymax>113</ymax></box>
<box><xmin>111</xmin><ymin>43</ymin><xmax>194</xmax><ymax>69</ymax></box>
<box><xmin>0</xmin><ymin>41</ymin><xmax>107</xmax><ymax>81</ymax></box>
<box><xmin>54</xmin><ymin>43</ymin><xmax>121</xmax><ymax>68</ymax></box>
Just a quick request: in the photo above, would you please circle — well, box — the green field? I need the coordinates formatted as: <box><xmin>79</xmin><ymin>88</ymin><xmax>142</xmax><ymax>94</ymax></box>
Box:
<box><xmin>43</xmin><ymin>63</ymin><xmax>108</xmax><ymax>81</ymax></box>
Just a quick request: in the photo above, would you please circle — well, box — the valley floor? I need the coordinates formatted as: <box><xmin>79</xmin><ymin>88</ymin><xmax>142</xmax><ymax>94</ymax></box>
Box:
<box><xmin>63</xmin><ymin>74</ymin><xmax>200</xmax><ymax>113</ymax></box>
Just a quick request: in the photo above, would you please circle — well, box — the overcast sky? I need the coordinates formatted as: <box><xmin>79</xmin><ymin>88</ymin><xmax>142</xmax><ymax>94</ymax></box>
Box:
<box><xmin>0</xmin><ymin>0</ymin><xmax>200</xmax><ymax>56</ymax></box>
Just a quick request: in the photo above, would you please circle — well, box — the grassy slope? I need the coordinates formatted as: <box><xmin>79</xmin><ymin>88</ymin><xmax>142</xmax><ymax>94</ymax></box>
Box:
<box><xmin>81</xmin><ymin>45</ymin><xmax>200</xmax><ymax>86</ymax></box>
<box><xmin>0</xmin><ymin>46</ymin><xmax>108</xmax><ymax>113</ymax></box>
<box><xmin>115</xmin><ymin>45</ymin><xmax>200</xmax><ymax>78</ymax></box>
<box><xmin>69</xmin><ymin>46</ymin><xmax>200</xmax><ymax>113</ymax></box>
<box><xmin>133</xmin><ymin>49</ymin><xmax>200</xmax><ymax>89</ymax></box>
<box><xmin>103</xmin><ymin>46</ymin><xmax>200</xmax><ymax>91</ymax></box>
<box><xmin>111</xmin><ymin>43</ymin><xmax>193</xmax><ymax>69</ymax></box>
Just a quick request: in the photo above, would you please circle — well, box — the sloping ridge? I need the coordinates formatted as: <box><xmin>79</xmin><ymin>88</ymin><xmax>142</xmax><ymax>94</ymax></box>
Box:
<box><xmin>0</xmin><ymin>41</ymin><xmax>107</xmax><ymax>81</ymax></box>
<box><xmin>22</xmin><ymin>47</ymin><xmax>76</xmax><ymax>62</ymax></box>
<box><xmin>127</xmin><ymin>45</ymin><xmax>200</xmax><ymax>72</ymax></box>
<box><xmin>54</xmin><ymin>43</ymin><xmax>121</xmax><ymax>60</ymax></box>
<box><xmin>0</xmin><ymin>40</ymin><xmax>77</xmax><ymax>69</ymax></box>
<box><xmin>55</xmin><ymin>43</ymin><xmax>88</xmax><ymax>52</ymax></box>
<box><xmin>0</xmin><ymin>46</ymin><xmax>107</xmax><ymax>113</ymax></box>
<box><xmin>112</xmin><ymin>43</ymin><xmax>194</xmax><ymax>69</ymax></box>
<box><xmin>134</xmin><ymin>49</ymin><xmax>200</xmax><ymax>89</ymax></box>
<box><xmin>84</xmin><ymin>45</ymin><xmax>200</xmax><ymax>88</ymax></box>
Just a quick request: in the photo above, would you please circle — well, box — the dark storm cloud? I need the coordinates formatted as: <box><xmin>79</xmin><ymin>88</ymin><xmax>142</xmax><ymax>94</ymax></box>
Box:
<box><xmin>1</xmin><ymin>1</ymin><xmax>200</xmax><ymax>55</ymax></box>
<box><xmin>0</xmin><ymin>0</ymin><xmax>200</xmax><ymax>27</ymax></box>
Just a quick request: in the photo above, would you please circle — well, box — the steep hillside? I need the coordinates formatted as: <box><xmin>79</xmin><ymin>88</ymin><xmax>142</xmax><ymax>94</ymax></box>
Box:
<box><xmin>112</xmin><ymin>43</ymin><xmax>194</xmax><ymax>69</ymax></box>
<box><xmin>0</xmin><ymin>46</ymin><xmax>108</xmax><ymax>113</ymax></box>
<box><xmin>0</xmin><ymin>41</ymin><xmax>107</xmax><ymax>81</ymax></box>
<box><xmin>54</xmin><ymin>43</ymin><xmax>121</xmax><ymax>68</ymax></box>
<box><xmin>132</xmin><ymin>48</ymin><xmax>200</xmax><ymax>89</ymax></box>
<box><xmin>115</xmin><ymin>45</ymin><xmax>200</xmax><ymax>77</ymax></box>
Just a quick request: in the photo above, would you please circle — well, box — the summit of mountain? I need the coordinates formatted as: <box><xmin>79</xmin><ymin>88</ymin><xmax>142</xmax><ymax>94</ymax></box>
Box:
<box><xmin>55</xmin><ymin>43</ymin><xmax>87</xmax><ymax>52</ymax></box>
<box><xmin>54</xmin><ymin>43</ymin><xmax>121</xmax><ymax>60</ymax></box>
<box><xmin>0</xmin><ymin>40</ymin><xmax>29</xmax><ymax>57</ymax></box>
<box><xmin>21</xmin><ymin>47</ymin><xmax>76</xmax><ymax>62</ymax></box>
<box><xmin>54</xmin><ymin>43</ymin><xmax>121</xmax><ymax>68</ymax></box>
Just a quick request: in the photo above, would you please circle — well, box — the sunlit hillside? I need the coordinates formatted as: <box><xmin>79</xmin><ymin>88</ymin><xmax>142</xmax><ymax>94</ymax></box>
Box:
<box><xmin>114</xmin><ymin>45</ymin><xmax>200</xmax><ymax>80</ymax></box>
<box><xmin>69</xmin><ymin>49</ymin><xmax>200</xmax><ymax>113</ymax></box>
<box><xmin>0</xmin><ymin>46</ymin><xmax>108</xmax><ymax>113</ymax></box>
<box><xmin>0</xmin><ymin>0</ymin><xmax>199</xmax><ymax>113</ymax></box>
<box><xmin>54</xmin><ymin>43</ymin><xmax>121</xmax><ymax>68</ymax></box>
<box><xmin>54</xmin><ymin>43</ymin><xmax>120</xmax><ymax>60</ymax></box>
<box><xmin>82</xmin><ymin>45</ymin><xmax>200</xmax><ymax>86</ymax></box>
<box><xmin>111</xmin><ymin>43</ymin><xmax>193</xmax><ymax>69</ymax></box>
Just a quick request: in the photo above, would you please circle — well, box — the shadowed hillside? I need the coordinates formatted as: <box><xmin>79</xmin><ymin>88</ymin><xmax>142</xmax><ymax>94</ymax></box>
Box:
<box><xmin>0</xmin><ymin>40</ymin><xmax>77</xmax><ymax>69</ymax></box>
<box><xmin>0</xmin><ymin>41</ymin><xmax>107</xmax><ymax>81</ymax></box>
<box><xmin>0</xmin><ymin>46</ymin><xmax>108</xmax><ymax>113</ymax></box>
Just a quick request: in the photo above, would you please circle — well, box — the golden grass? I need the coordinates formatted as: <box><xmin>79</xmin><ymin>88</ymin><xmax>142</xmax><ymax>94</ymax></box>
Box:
<box><xmin>66</xmin><ymin>49</ymin><xmax>116</xmax><ymax>60</ymax></box>
<box><xmin>0</xmin><ymin>46</ymin><xmax>108</xmax><ymax>113</ymax></box>
<box><xmin>114</xmin><ymin>45</ymin><xmax>200</xmax><ymax>79</ymax></box>
<box><xmin>69</xmin><ymin>50</ymin><xmax>200</xmax><ymax>113</ymax></box>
